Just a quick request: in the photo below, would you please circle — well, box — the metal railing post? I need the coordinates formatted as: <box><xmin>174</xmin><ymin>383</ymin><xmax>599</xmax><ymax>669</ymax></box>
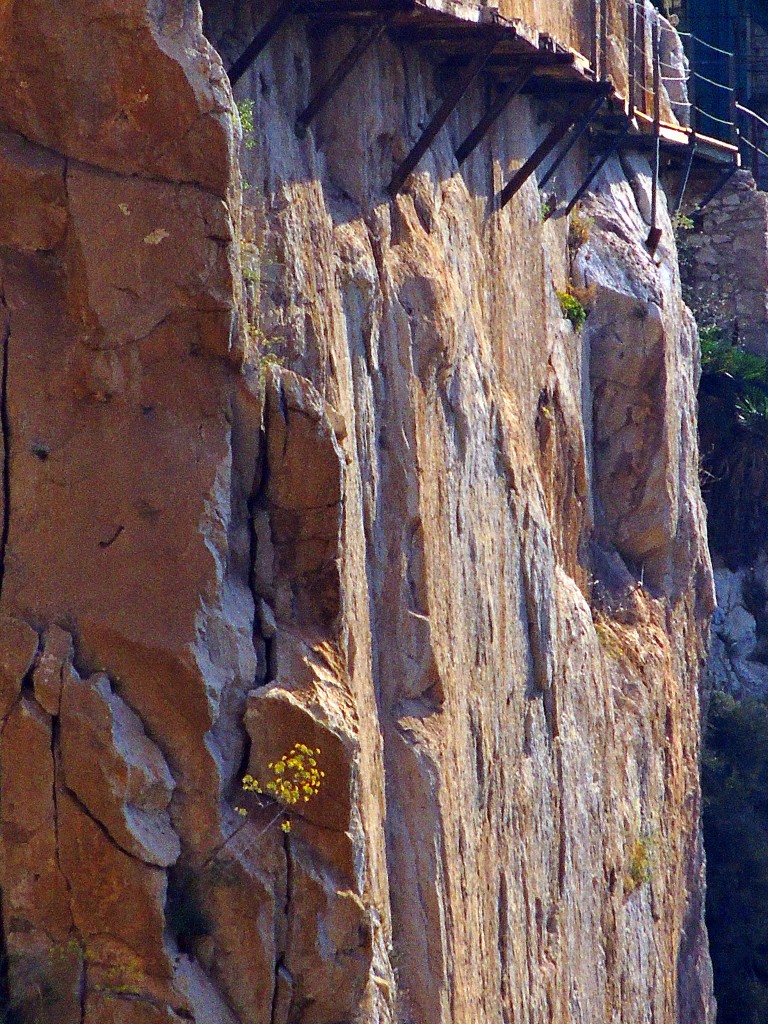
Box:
<box><xmin>687</xmin><ymin>32</ymin><xmax>697</xmax><ymax>134</ymax></box>
<box><xmin>599</xmin><ymin>0</ymin><xmax>608</xmax><ymax>80</ymax></box>
<box><xmin>728</xmin><ymin>49</ymin><xmax>739</xmax><ymax>149</ymax></box>
<box><xmin>628</xmin><ymin>0</ymin><xmax>637</xmax><ymax>116</ymax></box>
<box><xmin>647</xmin><ymin>19</ymin><xmax>662</xmax><ymax>252</ymax></box>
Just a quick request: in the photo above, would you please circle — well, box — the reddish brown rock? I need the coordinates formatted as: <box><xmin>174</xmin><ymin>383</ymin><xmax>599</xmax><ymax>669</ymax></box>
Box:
<box><xmin>0</xmin><ymin>698</ymin><xmax>81</xmax><ymax>1024</ymax></box>
<box><xmin>32</xmin><ymin>623</ymin><xmax>73</xmax><ymax>715</ymax></box>
<box><xmin>0</xmin><ymin>3</ymin><xmax>715</xmax><ymax>1024</ymax></box>
<box><xmin>0</xmin><ymin>128</ymin><xmax>66</xmax><ymax>252</ymax></box>
<box><xmin>60</xmin><ymin>667</ymin><xmax>180</xmax><ymax>867</ymax></box>
<box><xmin>0</xmin><ymin>0</ymin><xmax>235</xmax><ymax>194</ymax></box>
<box><xmin>0</xmin><ymin>614</ymin><xmax>37</xmax><ymax>720</ymax></box>
<box><xmin>57</xmin><ymin>784</ymin><xmax>171</xmax><ymax>982</ymax></box>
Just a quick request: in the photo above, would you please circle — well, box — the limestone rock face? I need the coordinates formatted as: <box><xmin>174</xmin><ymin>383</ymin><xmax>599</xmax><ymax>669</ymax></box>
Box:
<box><xmin>0</xmin><ymin>3</ymin><xmax>714</xmax><ymax>1024</ymax></box>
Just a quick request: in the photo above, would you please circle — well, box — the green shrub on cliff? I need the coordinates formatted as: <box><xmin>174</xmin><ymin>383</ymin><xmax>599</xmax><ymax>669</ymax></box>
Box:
<box><xmin>698</xmin><ymin>330</ymin><xmax>768</xmax><ymax>564</ymax></box>
<box><xmin>236</xmin><ymin>99</ymin><xmax>256</xmax><ymax>150</ymax></box>
<box><xmin>556</xmin><ymin>289</ymin><xmax>587</xmax><ymax>331</ymax></box>
<box><xmin>703</xmin><ymin>691</ymin><xmax>768</xmax><ymax>1024</ymax></box>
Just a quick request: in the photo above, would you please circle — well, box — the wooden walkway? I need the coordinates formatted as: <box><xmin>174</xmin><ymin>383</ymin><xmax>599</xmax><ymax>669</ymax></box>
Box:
<box><xmin>226</xmin><ymin>0</ymin><xmax>744</xmax><ymax>224</ymax></box>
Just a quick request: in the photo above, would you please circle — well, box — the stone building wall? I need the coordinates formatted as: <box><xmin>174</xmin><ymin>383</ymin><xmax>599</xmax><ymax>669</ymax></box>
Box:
<box><xmin>680</xmin><ymin>170</ymin><xmax>768</xmax><ymax>353</ymax></box>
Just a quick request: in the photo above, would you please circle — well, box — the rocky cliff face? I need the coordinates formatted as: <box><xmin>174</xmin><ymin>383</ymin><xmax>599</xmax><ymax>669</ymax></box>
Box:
<box><xmin>0</xmin><ymin>3</ymin><xmax>715</xmax><ymax>1023</ymax></box>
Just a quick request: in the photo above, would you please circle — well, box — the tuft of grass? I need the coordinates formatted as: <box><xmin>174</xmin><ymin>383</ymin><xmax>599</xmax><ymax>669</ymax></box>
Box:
<box><xmin>539</xmin><ymin>190</ymin><xmax>555</xmax><ymax>222</ymax></box>
<box><xmin>673</xmin><ymin>210</ymin><xmax>695</xmax><ymax>232</ymax></box>
<box><xmin>568</xmin><ymin>207</ymin><xmax>593</xmax><ymax>252</ymax></box>
<box><xmin>698</xmin><ymin>328</ymin><xmax>768</xmax><ymax>563</ymax></box>
<box><xmin>557</xmin><ymin>288</ymin><xmax>587</xmax><ymax>332</ymax></box>
<box><xmin>236</xmin><ymin>99</ymin><xmax>256</xmax><ymax>150</ymax></box>
<box><xmin>625</xmin><ymin>833</ymin><xmax>655</xmax><ymax>893</ymax></box>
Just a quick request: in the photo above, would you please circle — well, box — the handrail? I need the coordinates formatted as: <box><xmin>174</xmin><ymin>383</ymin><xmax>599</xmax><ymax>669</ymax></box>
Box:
<box><xmin>612</xmin><ymin>0</ymin><xmax>768</xmax><ymax>188</ymax></box>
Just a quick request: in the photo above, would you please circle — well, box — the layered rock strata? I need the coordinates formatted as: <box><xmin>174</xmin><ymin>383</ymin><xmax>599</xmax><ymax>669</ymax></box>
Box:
<box><xmin>0</xmin><ymin>2</ymin><xmax>714</xmax><ymax>1024</ymax></box>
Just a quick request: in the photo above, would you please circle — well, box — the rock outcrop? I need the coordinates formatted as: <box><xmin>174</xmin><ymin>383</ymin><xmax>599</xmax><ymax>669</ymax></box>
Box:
<box><xmin>0</xmin><ymin>2</ymin><xmax>714</xmax><ymax>1023</ymax></box>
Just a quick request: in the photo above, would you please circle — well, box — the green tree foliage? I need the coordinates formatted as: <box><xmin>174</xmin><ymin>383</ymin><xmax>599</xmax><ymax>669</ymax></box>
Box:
<box><xmin>703</xmin><ymin>691</ymin><xmax>768</xmax><ymax>1023</ymax></box>
<box><xmin>698</xmin><ymin>329</ymin><xmax>768</xmax><ymax>564</ymax></box>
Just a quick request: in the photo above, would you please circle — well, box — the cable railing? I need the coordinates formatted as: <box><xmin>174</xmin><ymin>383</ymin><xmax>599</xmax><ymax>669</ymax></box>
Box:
<box><xmin>596</xmin><ymin>0</ymin><xmax>768</xmax><ymax>188</ymax></box>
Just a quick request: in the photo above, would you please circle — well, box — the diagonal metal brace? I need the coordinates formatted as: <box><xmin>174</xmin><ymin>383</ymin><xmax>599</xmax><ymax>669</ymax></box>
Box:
<box><xmin>693</xmin><ymin>164</ymin><xmax>738</xmax><ymax>218</ymax></box>
<box><xmin>296</xmin><ymin>13</ymin><xmax>394</xmax><ymax>137</ymax></box>
<box><xmin>560</xmin><ymin>125</ymin><xmax>629</xmax><ymax>216</ymax></box>
<box><xmin>539</xmin><ymin>89</ymin><xmax>610</xmax><ymax>190</ymax></box>
<box><xmin>387</xmin><ymin>34</ymin><xmax>500</xmax><ymax>195</ymax></box>
<box><xmin>673</xmin><ymin>137</ymin><xmax>697</xmax><ymax>216</ymax></box>
<box><xmin>498</xmin><ymin>92</ymin><xmax>596</xmax><ymax>209</ymax></box>
<box><xmin>228</xmin><ymin>0</ymin><xmax>301</xmax><ymax>86</ymax></box>
<box><xmin>454</xmin><ymin>68</ymin><xmax>534</xmax><ymax>165</ymax></box>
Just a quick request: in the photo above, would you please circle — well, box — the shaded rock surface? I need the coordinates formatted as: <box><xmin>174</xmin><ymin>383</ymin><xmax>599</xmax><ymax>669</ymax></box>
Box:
<box><xmin>0</xmin><ymin>2</ymin><xmax>714</xmax><ymax>1024</ymax></box>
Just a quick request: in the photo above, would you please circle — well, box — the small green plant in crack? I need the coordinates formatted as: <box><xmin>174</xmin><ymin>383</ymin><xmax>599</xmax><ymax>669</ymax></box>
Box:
<box><xmin>239</xmin><ymin>238</ymin><xmax>260</xmax><ymax>285</ymax></box>
<box><xmin>672</xmin><ymin>210</ymin><xmax>695</xmax><ymax>233</ymax></box>
<box><xmin>539</xmin><ymin>189</ymin><xmax>555</xmax><ymax>222</ymax></box>
<box><xmin>236</xmin><ymin>99</ymin><xmax>256</xmax><ymax>150</ymax></box>
<box><xmin>624</xmin><ymin>832</ymin><xmax>655</xmax><ymax>894</ymax></box>
<box><xmin>557</xmin><ymin>288</ymin><xmax>587</xmax><ymax>332</ymax></box>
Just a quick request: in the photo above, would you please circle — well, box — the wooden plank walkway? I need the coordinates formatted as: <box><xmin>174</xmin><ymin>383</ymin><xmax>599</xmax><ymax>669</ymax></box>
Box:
<box><xmin>227</xmin><ymin>0</ymin><xmax>743</xmax><ymax>206</ymax></box>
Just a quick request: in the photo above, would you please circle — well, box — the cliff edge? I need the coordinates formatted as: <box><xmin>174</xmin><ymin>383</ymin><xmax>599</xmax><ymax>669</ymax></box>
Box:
<box><xmin>0</xmin><ymin>3</ymin><xmax>714</xmax><ymax>1023</ymax></box>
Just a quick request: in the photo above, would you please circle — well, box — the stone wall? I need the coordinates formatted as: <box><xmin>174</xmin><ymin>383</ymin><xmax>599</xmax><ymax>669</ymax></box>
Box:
<box><xmin>680</xmin><ymin>170</ymin><xmax>768</xmax><ymax>353</ymax></box>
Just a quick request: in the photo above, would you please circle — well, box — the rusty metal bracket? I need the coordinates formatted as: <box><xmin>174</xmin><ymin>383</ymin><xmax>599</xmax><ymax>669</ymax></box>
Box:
<box><xmin>498</xmin><ymin>92</ymin><xmax>596</xmax><ymax>209</ymax></box>
<box><xmin>454</xmin><ymin>68</ymin><xmax>534</xmax><ymax>165</ymax></box>
<box><xmin>228</xmin><ymin>0</ymin><xmax>301</xmax><ymax>85</ymax></box>
<box><xmin>296</xmin><ymin>13</ymin><xmax>394</xmax><ymax>137</ymax></box>
<box><xmin>388</xmin><ymin>34</ymin><xmax>500</xmax><ymax>195</ymax></box>
<box><xmin>693</xmin><ymin>164</ymin><xmax>738</xmax><ymax>218</ymax></box>
<box><xmin>646</xmin><ymin>19</ymin><xmax>662</xmax><ymax>254</ymax></box>
<box><xmin>539</xmin><ymin>90</ymin><xmax>609</xmax><ymax>191</ymax></box>
<box><xmin>673</xmin><ymin>138</ymin><xmax>697</xmax><ymax>216</ymax></box>
<box><xmin>556</xmin><ymin>124</ymin><xmax>629</xmax><ymax>217</ymax></box>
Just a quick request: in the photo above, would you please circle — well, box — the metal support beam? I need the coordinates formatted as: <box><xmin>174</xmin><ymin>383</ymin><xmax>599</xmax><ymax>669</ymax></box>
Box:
<box><xmin>693</xmin><ymin>165</ymin><xmax>737</xmax><ymax>217</ymax></box>
<box><xmin>592</xmin><ymin>0</ymin><xmax>599</xmax><ymax>72</ymax></box>
<box><xmin>228</xmin><ymin>0</ymin><xmax>301</xmax><ymax>86</ymax></box>
<box><xmin>561</xmin><ymin>126</ymin><xmax>629</xmax><ymax>216</ymax></box>
<box><xmin>296</xmin><ymin>13</ymin><xmax>393</xmax><ymax>136</ymax></box>
<box><xmin>387</xmin><ymin>35</ymin><xmax>499</xmax><ymax>195</ymax></box>
<box><xmin>455</xmin><ymin>68</ymin><xmax>533</xmax><ymax>165</ymax></box>
<box><xmin>636</xmin><ymin>0</ymin><xmax>647</xmax><ymax>115</ymax></box>
<box><xmin>539</xmin><ymin>91</ymin><xmax>609</xmax><ymax>190</ymax></box>
<box><xmin>627</xmin><ymin>0</ymin><xmax>637</xmax><ymax>115</ymax></box>
<box><xmin>498</xmin><ymin>93</ymin><xmax>595</xmax><ymax>209</ymax></box>
<box><xmin>728</xmin><ymin>49</ymin><xmax>739</xmax><ymax>150</ymax></box>
<box><xmin>647</xmin><ymin>19</ymin><xmax>662</xmax><ymax>253</ymax></box>
<box><xmin>687</xmin><ymin>32</ymin><xmax>697</xmax><ymax>134</ymax></box>
<box><xmin>673</xmin><ymin>139</ymin><xmax>697</xmax><ymax>215</ymax></box>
